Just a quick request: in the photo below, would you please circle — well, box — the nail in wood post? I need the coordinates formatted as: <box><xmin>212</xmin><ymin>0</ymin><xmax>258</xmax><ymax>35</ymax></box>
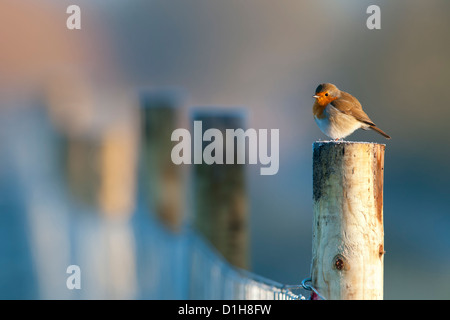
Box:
<box><xmin>311</xmin><ymin>141</ymin><xmax>385</xmax><ymax>300</ymax></box>
<box><xmin>193</xmin><ymin>110</ymin><xmax>249</xmax><ymax>269</ymax></box>
<box><xmin>140</xmin><ymin>89</ymin><xmax>184</xmax><ymax>232</ymax></box>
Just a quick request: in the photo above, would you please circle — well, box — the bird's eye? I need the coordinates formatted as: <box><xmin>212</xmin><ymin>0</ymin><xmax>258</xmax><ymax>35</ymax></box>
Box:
<box><xmin>325</xmin><ymin>93</ymin><xmax>329</xmax><ymax>96</ymax></box>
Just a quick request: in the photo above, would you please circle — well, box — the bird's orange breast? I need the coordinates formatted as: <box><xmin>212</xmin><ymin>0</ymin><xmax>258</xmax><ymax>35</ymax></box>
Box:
<box><xmin>313</xmin><ymin>96</ymin><xmax>337</xmax><ymax>119</ymax></box>
<box><xmin>313</xmin><ymin>101</ymin><xmax>327</xmax><ymax>119</ymax></box>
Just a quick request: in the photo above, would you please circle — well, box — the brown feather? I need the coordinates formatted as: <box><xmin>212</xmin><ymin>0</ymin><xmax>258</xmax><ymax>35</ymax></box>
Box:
<box><xmin>331</xmin><ymin>91</ymin><xmax>376</xmax><ymax>126</ymax></box>
<box><xmin>369</xmin><ymin>126</ymin><xmax>391</xmax><ymax>139</ymax></box>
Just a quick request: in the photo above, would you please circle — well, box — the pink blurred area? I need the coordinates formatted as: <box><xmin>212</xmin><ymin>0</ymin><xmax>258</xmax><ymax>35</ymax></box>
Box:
<box><xmin>0</xmin><ymin>0</ymin><xmax>118</xmax><ymax>91</ymax></box>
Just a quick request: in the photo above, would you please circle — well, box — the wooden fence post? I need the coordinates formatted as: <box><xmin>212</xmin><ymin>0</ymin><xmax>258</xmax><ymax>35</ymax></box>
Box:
<box><xmin>64</xmin><ymin>124</ymin><xmax>137</xmax><ymax>220</ymax></box>
<box><xmin>193</xmin><ymin>109</ymin><xmax>249</xmax><ymax>270</ymax></box>
<box><xmin>311</xmin><ymin>141</ymin><xmax>385</xmax><ymax>300</ymax></box>
<box><xmin>140</xmin><ymin>89</ymin><xmax>184</xmax><ymax>232</ymax></box>
<box><xmin>62</xmin><ymin>119</ymin><xmax>138</xmax><ymax>299</ymax></box>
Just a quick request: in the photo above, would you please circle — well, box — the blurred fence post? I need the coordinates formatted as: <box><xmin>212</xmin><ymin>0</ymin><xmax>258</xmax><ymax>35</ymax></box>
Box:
<box><xmin>98</xmin><ymin>125</ymin><xmax>138</xmax><ymax>220</ymax></box>
<box><xmin>62</xmin><ymin>119</ymin><xmax>139</xmax><ymax>299</ymax></box>
<box><xmin>140</xmin><ymin>89</ymin><xmax>184</xmax><ymax>232</ymax></box>
<box><xmin>311</xmin><ymin>141</ymin><xmax>385</xmax><ymax>300</ymax></box>
<box><xmin>65</xmin><ymin>134</ymin><xmax>102</xmax><ymax>207</ymax></box>
<box><xmin>192</xmin><ymin>109</ymin><xmax>249</xmax><ymax>270</ymax></box>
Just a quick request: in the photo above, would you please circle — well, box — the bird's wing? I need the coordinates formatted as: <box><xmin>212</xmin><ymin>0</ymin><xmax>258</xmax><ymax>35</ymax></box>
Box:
<box><xmin>331</xmin><ymin>91</ymin><xmax>376</xmax><ymax>126</ymax></box>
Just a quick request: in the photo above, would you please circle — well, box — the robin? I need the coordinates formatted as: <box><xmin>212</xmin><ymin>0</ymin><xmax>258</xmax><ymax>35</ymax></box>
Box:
<box><xmin>312</xmin><ymin>83</ymin><xmax>391</xmax><ymax>140</ymax></box>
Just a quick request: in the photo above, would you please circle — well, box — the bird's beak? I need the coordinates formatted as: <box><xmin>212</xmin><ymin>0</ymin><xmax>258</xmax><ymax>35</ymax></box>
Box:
<box><xmin>313</xmin><ymin>95</ymin><xmax>319</xmax><ymax>99</ymax></box>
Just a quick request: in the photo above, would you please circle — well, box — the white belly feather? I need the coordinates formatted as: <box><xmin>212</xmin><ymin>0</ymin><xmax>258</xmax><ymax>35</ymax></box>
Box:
<box><xmin>314</xmin><ymin>105</ymin><xmax>365</xmax><ymax>140</ymax></box>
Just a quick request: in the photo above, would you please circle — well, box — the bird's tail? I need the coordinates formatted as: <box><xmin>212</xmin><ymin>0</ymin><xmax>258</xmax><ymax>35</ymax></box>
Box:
<box><xmin>370</xmin><ymin>126</ymin><xmax>391</xmax><ymax>139</ymax></box>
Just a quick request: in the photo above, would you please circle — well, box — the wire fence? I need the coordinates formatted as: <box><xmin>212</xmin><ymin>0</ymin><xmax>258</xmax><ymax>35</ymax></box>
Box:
<box><xmin>131</xmin><ymin>200</ymin><xmax>306</xmax><ymax>300</ymax></box>
<box><xmin>0</xmin><ymin>106</ymin><xmax>309</xmax><ymax>300</ymax></box>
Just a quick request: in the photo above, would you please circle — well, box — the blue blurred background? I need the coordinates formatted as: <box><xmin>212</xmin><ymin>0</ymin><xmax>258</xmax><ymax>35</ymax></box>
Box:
<box><xmin>1</xmin><ymin>0</ymin><xmax>450</xmax><ymax>299</ymax></box>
